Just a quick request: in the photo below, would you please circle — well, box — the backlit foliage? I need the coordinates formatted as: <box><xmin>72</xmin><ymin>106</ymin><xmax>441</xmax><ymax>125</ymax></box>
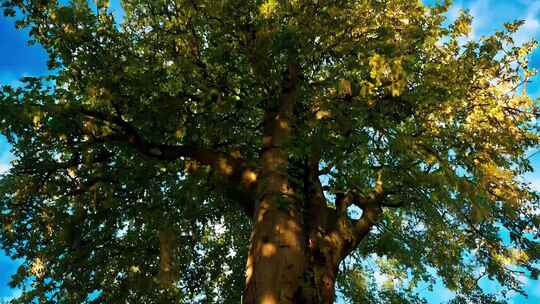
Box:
<box><xmin>0</xmin><ymin>0</ymin><xmax>539</xmax><ymax>303</ymax></box>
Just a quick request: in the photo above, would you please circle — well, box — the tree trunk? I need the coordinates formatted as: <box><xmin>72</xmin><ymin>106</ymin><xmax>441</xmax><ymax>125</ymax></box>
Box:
<box><xmin>243</xmin><ymin>204</ymin><xmax>342</xmax><ymax>304</ymax></box>
<box><xmin>242</xmin><ymin>179</ymin><xmax>379</xmax><ymax>304</ymax></box>
<box><xmin>294</xmin><ymin>246</ymin><xmax>339</xmax><ymax>304</ymax></box>
<box><xmin>242</xmin><ymin>63</ymin><xmax>353</xmax><ymax>303</ymax></box>
<box><xmin>243</xmin><ymin>196</ymin><xmax>307</xmax><ymax>304</ymax></box>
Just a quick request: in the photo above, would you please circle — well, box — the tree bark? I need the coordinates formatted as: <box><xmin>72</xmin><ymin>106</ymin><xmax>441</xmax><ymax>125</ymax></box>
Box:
<box><xmin>243</xmin><ymin>200</ymin><xmax>381</xmax><ymax>304</ymax></box>
<box><xmin>242</xmin><ymin>58</ymin><xmax>383</xmax><ymax>302</ymax></box>
<box><xmin>296</xmin><ymin>257</ymin><xmax>338</xmax><ymax>304</ymax></box>
<box><xmin>243</xmin><ymin>203</ymin><xmax>343</xmax><ymax>304</ymax></box>
<box><xmin>243</xmin><ymin>62</ymin><xmax>305</xmax><ymax>303</ymax></box>
<box><xmin>244</xmin><ymin>63</ymin><xmax>342</xmax><ymax>304</ymax></box>
<box><xmin>243</xmin><ymin>200</ymin><xmax>349</xmax><ymax>304</ymax></box>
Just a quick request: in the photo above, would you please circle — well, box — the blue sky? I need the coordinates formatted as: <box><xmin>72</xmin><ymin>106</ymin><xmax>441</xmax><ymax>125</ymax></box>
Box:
<box><xmin>0</xmin><ymin>8</ymin><xmax>45</xmax><ymax>301</ymax></box>
<box><xmin>1</xmin><ymin>0</ymin><xmax>540</xmax><ymax>302</ymax></box>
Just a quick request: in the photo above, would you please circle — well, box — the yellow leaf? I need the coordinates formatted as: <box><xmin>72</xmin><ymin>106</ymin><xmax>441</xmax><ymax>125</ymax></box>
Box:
<box><xmin>260</xmin><ymin>0</ymin><xmax>279</xmax><ymax>18</ymax></box>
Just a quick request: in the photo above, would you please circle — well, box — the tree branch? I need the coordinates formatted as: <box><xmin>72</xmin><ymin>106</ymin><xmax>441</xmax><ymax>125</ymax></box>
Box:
<box><xmin>351</xmin><ymin>205</ymin><xmax>382</xmax><ymax>242</ymax></box>
<box><xmin>67</xmin><ymin>105</ymin><xmax>258</xmax><ymax>216</ymax></box>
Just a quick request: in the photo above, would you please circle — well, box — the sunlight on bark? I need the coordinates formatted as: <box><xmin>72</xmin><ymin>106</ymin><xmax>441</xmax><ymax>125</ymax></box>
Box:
<box><xmin>242</xmin><ymin>170</ymin><xmax>258</xmax><ymax>185</ymax></box>
<box><xmin>261</xmin><ymin>293</ymin><xmax>278</xmax><ymax>304</ymax></box>
<box><xmin>218</xmin><ymin>158</ymin><xmax>234</xmax><ymax>175</ymax></box>
<box><xmin>261</xmin><ymin>243</ymin><xmax>277</xmax><ymax>257</ymax></box>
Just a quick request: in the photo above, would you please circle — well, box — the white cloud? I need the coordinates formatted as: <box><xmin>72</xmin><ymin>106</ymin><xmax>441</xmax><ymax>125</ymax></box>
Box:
<box><xmin>446</xmin><ymin>1</ymin><xmax>465</xmax><ymax>23</ymax></box>
<box><xmin>468</xmin><ymin>0</ymin><xmax>491</xmax><ymax>39</ymax></box>
<box><xmin>462</xmin><ymin>0</ymin><xmax>540</xmax><ymax>45</ymax></box>
<box><xmin>0</xmin><ymin>70</ymin><xmax>35</xmax><ymax>88</ymax></box>
<box><xmin>0</xmin><ymin>71</ymin><xmax>23</xmax><ymax>88</ymax></box>
<box><xmin>528</xmin><ymin>177</ymin><xmax>540</xmax><ymax>192</ymax></box>
<box><xmin>0</xmin><ymin>162</ymin><xmax>10</xmax><ymax>174</ymax></box>
<box><xmin>0</xmin><ymin>137</ymin><xmax>14</xmax><ymax>174</ymax></box>
<box><xmin>513</xmin><ymin>2</ymin><xmax>540</xmax><ymax>46</ymax></box>
<box><xmin>0</xmin><ymin>288</ymin><xmax>21</xmax><ymax>302</ymax></box>
<box><xmin>373</xmin><ymin>269</ymin><xmax>387</xmax><ymax>286</ymax></box>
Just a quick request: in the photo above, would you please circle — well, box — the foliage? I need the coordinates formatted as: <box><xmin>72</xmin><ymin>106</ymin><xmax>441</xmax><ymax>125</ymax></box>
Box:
<box><xmin>0</xmin><ymin>0</ymin><xmax>539</xmax><ymax>303</ymax></box>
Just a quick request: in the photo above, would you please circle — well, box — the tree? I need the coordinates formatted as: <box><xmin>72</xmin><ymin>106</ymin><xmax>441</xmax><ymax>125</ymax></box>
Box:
<box><xmin>0</xmin><ymin>0</ymin><xmax>539</xmax><ymax>303</ymax></box>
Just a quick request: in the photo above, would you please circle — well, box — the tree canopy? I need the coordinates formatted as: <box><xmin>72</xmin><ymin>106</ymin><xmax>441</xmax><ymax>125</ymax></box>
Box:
<box><xmin>0</xmin><ymin>0</ymin><xmax>539</xmax><ymax>303</ymax></box>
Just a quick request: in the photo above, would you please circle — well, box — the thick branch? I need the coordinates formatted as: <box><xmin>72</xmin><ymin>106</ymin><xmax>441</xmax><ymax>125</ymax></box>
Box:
<box><xmin>304</xmin><ymin>149</ymin><xmax>334</xmax><ymax>235</ymax></box>
<box><xmin>74</xmin><ymin>106</ymin><xmax>258</xmax><ymax>215</ymax></box>
<box><xmin>332</xmin><ymin>171</ymin><xmax>390</xmax><ymax>259</ymax></box>
<box><xmin>352</xmin><ymin>205</ymin><xmax>382</xmax><ymax>242</ymax></box>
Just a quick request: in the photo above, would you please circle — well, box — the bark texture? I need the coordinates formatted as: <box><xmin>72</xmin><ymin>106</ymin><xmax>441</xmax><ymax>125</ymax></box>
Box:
<box><xmin>242</xmin><ymin>63</ymin><xmax>382</xmax><ymax>303</ymax></box>
<box><xmin>244</xmin><ymin>63</ymin><xmax>305</xmax><ymax>303</ymax></box>
<box><xmin>244</xmin><ymin>198</ymin><xmax>380</xmax><ymax>304</ymax></box>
